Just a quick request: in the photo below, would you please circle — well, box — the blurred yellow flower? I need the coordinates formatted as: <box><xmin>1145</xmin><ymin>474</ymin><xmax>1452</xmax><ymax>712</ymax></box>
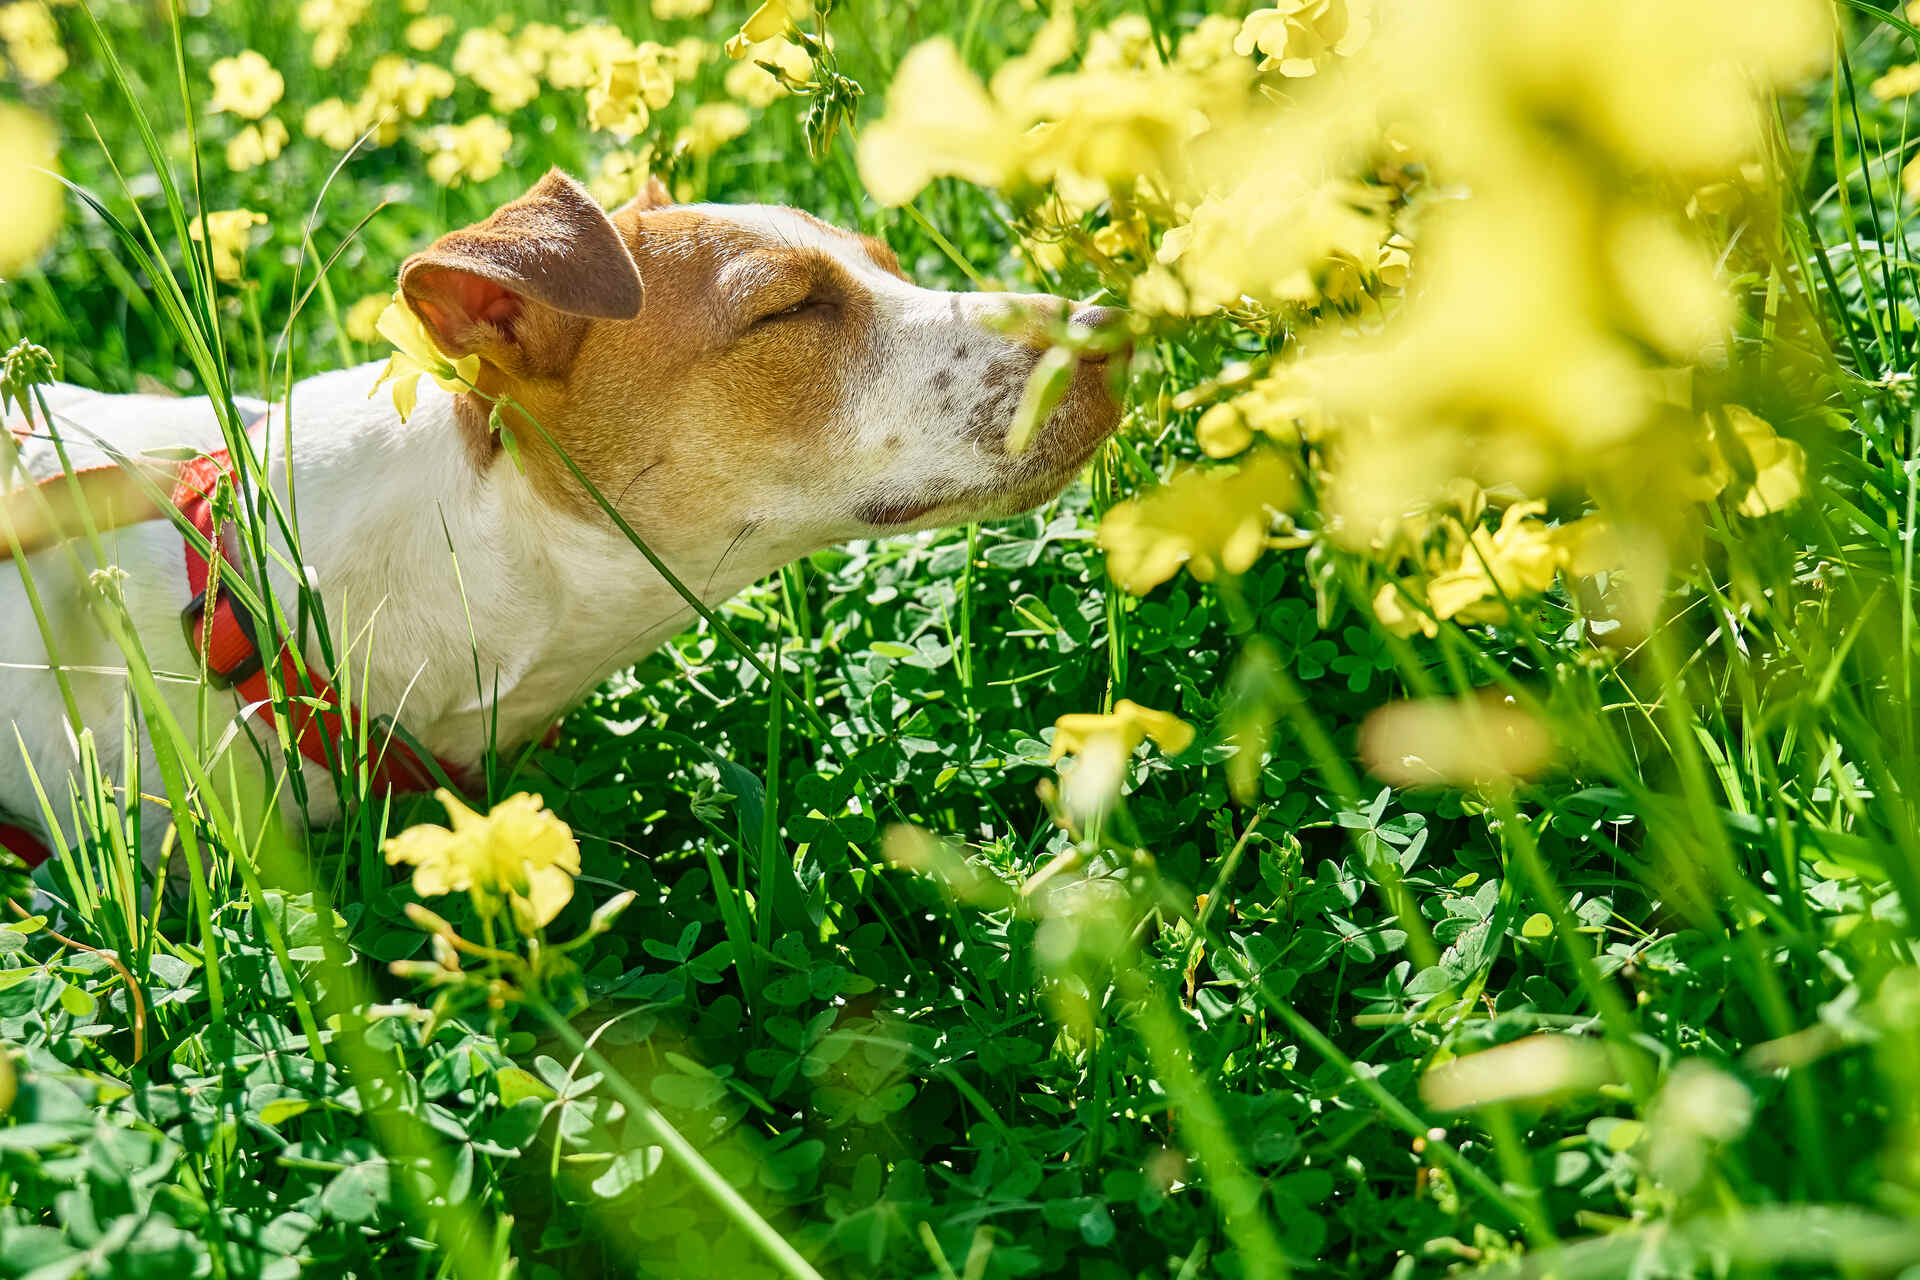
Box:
<box><xmin>0</xmin><ymin>1</ymin><xmax>65</xmax><ymax>85</ymax></box>
<box><xmin>189</xmin><ymin>209</ymin><xmax>266</xmax><ymax>285</ymax></box>
<box><xmin>546</xmin><ymin>23</ymin><xmax>633</xmax><ymax>91</ymax></box>
<box><xmin>669</xmin><ymin>35</ymin><xmax>713</xmax><ymax>82</ymax></box>
<box><xmin>225</xmin><ymin>118</ymin><xmax>288</xmax><ymax>171</ymax></box>
<box><xmin>384</xmin><ymin>790</ymin><xmax>581</xmax><ymax>931</ymax></box>
<box><xmin>370</xmin><ymin>291</ymin><xmax>481</xmax><ymax>422</ymax></box>
<box><xmin>1377</xmin><ymin>236</ymin><xmax>1411</xmax><ymax>288</ymax></box>
<box><xmin>405</xmin><ymin>14</ymin><xmax>455</xmax><ymax>52</ymax></box>
<box><xmin>454</xmin><ymin>27</ymin><xmax>542</xmax><ymax>111</ymax></box>
<box><xmin>587</xmin><ymin>44</ymin><xmax>675</xmax><ymax>137</ymax></box>
<box><xmin>1719</xmin><ymin>405</ymin><xmax>1805</xmax><ymax>517</ymax></box>
<box><xmin>1161</xmin><ymin>176</ymin><xmax>1388</xmax><ymax>313</ymax></box>
<box><xmin>1872</xmin><ymin>64</ymin><xmax>1920</xmax><ymax>100</ymax></box>
<box><xmin>303</xmin><ymin>98</ymin><xmax>363</xmax><ymax>151</ymax></box>
<box><xmin>366</xmin><ymin>55</ymin><xmax>458</xmax><ymax>123</ymax></box>
<box><xmin>682</xmin><ymin>102</ymin><xmax>751</xmax><ymax>157</ymax></box>
<box><xmin>724</xmin><ymin>37</ymin><xmax>810</xmax><ymax>106</ymax></box>
<box><xmin>0</xmin><ymin>104</ymin><xmax>63</xmax><ymax>277</ymax></box>
<box><xmin>1084</xmin><ymin>15</ymin><xmax>1155</xmax><ymax>73</ymax></box>
<box><xmin>590</xmin><ymin>146</ymin><xmax>654</xmax><ymax>207</ymax></box>
<box><xmin>1050</xmin><ymin>699</ymin><xmax>1194</xmax><ymax>820</ymax></box>
<box><xmin>1098</xmin><ymin>453</ymin><xmax>1296</xmax><ymax>594</ymax></box>
<box><xmin>512</xmin><ymin>20</ymin><xmax>565</xmax><ymax>71</ymax></box>
<box><xmin>856</xmin><ymin>39</ymin><xmax>1012</xmax><ymax>206</ymax></box>
<box><xmin>1360</xmin><ymin>691</ymin><xmax>1554</xmax><ymax>789</ymax></box>
<box><xmin>858</xmin><ymin>19</ymin><xmax>1234</xmax><ymax>210</ymax></box>
<box><xmin>654</xmin><ymin>0</ymin><xmax>714</xmax><ymax>18</ymax></box>
<box><xmin>344</xmin><ymin>292</ymin><xmax>388</xmax><ymax>344</ymax></box>
<box><xmin>1175</xmin><ymin>13</ymin><xmax>1243</xmax><ymax>74</ymax></box>
<box><xmin>209</xmin><ymin>50</ymin><xmax>285</xmax><ymax>120</ymax></box>
<box><xmin>1050</xmin><ymin>699</ymin><xmax>1195</xmax><ymax>765</ymax></box>
<box><xmin>1195</xmin><ymin>403</ymin><xmax>1254</xmax><ymax>458</ymax></box>
<box><xmin>421</xmin><ymin>115</ymin><xmax>513</xmax><ymax>188</ymax></box>
<box><xmin>1233</xmin><ymin>0</ymin><xmax>1372</xmax><ymax>78</ymax></box>
<box><xmin>299</xmin><ymin>0</ymin><xmax>368</xmax><ymax>68</ymax></box>
<box><xmin>1608</xmin><ymin>209</ymin><xmax>1731</xmax><ymax>362</ymax></box>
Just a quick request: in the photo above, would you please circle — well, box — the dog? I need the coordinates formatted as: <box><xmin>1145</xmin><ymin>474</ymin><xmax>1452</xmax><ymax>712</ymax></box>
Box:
<box><xmin>0</xmin><ymin>169</ymin><xmax>1126</xmax><ymax>869</ymax></box>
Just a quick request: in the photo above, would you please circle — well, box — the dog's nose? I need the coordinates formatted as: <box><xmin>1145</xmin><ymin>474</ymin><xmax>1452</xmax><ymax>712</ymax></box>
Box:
<box><xmin>1068</xmin><ymin>305</ymin><xmax>1131</xmax><ymax>365</ymax></box>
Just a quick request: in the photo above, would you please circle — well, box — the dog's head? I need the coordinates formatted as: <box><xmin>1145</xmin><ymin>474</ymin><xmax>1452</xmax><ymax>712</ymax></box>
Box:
<box><xmin>398</xmin><ymin>169</ymin><xmax>1127</xmax><ymax>566</ymax></box>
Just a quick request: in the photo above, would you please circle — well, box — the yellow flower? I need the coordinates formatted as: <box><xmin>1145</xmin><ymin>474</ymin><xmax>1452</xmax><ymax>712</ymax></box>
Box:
<box><xmin>1084</xmin><ymin>15</ymin><xmax>1156</xmax><ymax>73</ymax></box>
<box><xmin>1424</xmin><ymin>502</ymin><xmax>1563</xmax><ymax>624</ymax></box>
<box><xmin>653</xmin><ymin>0</ymin><xmax>714</xmax><ymax>18</ymax></box>
<box><xmin>344</xmin><ymin>292</ymin><xmax>389</xmax><ymax>344</ymax></box>
<box><xmin>726</xmin><ymin>0</ymin><xmax>805</xmax><ymax>58</ymax></box>
<box><xmin>384</xmin><ymin>791</ymin><xmax>581</xmax><ymax>931</ymax></box>
<box><xmin>405</xmin><ymin>14</ymin><xmax>455</xmax><ymax>52</ymax></box>
<box><xmin>1551</xmin><ymin>514</ymin><xmax>1625</xmax><ymax>578</ymax></box>
<box><xmin>1049</xmin><ymin>699</ymin><xmax>1194</xmax><ymax>819</ymax></box>
<box><xmin>369</xmin><ymin>291</ymin><xmax>482</xmax><ymax>422</ymax></box>
<box><xmin>1195</xmin><ymin>402</ymin><xmax>1254</xmax><ymax>458</ymax></box>
<box><xmin>1097</xmin><ymin>452</ymin><xmax>1296</xmax><ymax>594</ymax></box>
<box><xmin>0</xmin><ymin>1</ymin><xmax>66</xmax><ymax>85</ymax></box>
<box><xmin>1049</xmin><ymin>699</ymin><xmax>1195</xmax><ymax>765</ymax></box>
<box><xmin>724</xmin><ymin>38</ymin><xmax>810</xmax><ymax>106</ymax></box>
<box><xmin>587</xmin><ymin>45</ymin><xmax>675</xmax><ymax>137</ymax></box>
<box><xmin>1233</xmin><ymin>0</ymin><xmax>1372</xmax><ymax>78</ymax></box>
<box><xmin>189</xmin><ymin>209</ymin><xmax>266</xmax><ymax>285</ymax></box>
<box><xmin>0</xmin><ymin>104</ymin><xmax>63</xmax><ymax>277</ymax></box>
<box><xmin>421</xmin><ymin>115</ymin><xmax>513</xmax><ymax>188</ymax></box>
<box><xmin>546</xmin><ymin>24</ymin><xmax>633</xmax><ymax>91</ymax></box>
<box><xmin>856</xmin><ymin>38</ymin><xmax>1012</xmax><ymax>206</ymax></box>
<box><xmin>363</xmin><ymin>55</ymin><xmax>458</xmax><ymax>131</ymax></box>
<box><xmin>225</xmin><ymin>118</ymin><xmax>289</xmax><ymax>172</ymax></box>
<box><xmin>681</xmin><ymin>102</ymin><xmax>750</xmax><ymax>157</ymax></box>
<box><xmin>299</xmin><ymin>0</ymin><xmax>369</xmax><ymax>69</ymax></box>
<box><xmin>209</xmin><ymin>50</ymin><xmax>286</xmax><ymax>120</ymax></box>
<box><xmin>1873</xmin><ymin>63</ymin><xmax>1920</xmax><ymax>100</ymax></box>
<box><xmin>590</xmin><ymin>146</ymin><xmax>654</xmax><ymax>207</ymax></box>
<box><xmin>1719</xmin><ymin>405</ymin><xmax>1805</xmax><ymax>517</ymax></box>
<box><xmin>1360</xmin><ymin>691</ymin><xmax>1554</xmax><ymax>789</ymax></box>
<box><xmin>303</xmin><ymin>98</ymin><xmax>364</xmax><ymax>151</ymax></box>
<box><xmin>515</xmin><ymin>21</ymin><xmax>568</xmax><ymax>72</ymax></box>
<box><xmin>669</xmin><ymin>35</ymin><xmax>714</xmax><ymax>82</ymax></box>
<box><xmin>1377</xmin><ymin>236</ymin><xmax>1411</xmax><ymax>288</ymax></box>
<box><xmin>1175</xmin><ymin>13</ymin><xmax>1244</xmax><ymax>74</ymax></box>
<box><xmin>1372</xmin><ymin>580</ymin><xmax>1436</xmax><ymax>639</ymax></box>
<box><xmin>454</xmin><ymin>27</ymin><xmax>542</xmax><ymax>111</ymax></box>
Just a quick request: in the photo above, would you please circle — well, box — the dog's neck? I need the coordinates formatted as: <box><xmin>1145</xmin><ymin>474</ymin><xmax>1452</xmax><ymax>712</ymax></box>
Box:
<box><xmin>270</xmin><ymin>364</ymin><xmax>772</xmax><ymax>765</ymax></box>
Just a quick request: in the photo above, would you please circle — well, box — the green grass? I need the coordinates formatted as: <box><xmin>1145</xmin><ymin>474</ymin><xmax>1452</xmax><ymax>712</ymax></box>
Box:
<box><xmin>4</xmin><ymin>2</ymin><xmax>1920</xmax><ymax>1278</ymax></box>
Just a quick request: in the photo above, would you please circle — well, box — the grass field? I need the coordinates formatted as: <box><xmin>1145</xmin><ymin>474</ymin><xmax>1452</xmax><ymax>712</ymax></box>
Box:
<box><xmin>5</xmin><ymin>0</ymin><xmax>1920</xmax><ymax>1276</ymax></box>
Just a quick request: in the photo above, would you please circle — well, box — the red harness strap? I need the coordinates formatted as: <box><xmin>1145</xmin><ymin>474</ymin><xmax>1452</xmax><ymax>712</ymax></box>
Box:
<box><xmin>173</xmin><ymin>447</ymin><xmax>461</xmax><ymax>795</ymax></box>
<box><xmin>3</xmin><ymin>435</ymin><xmax>468</xmax><ymax>872</ymax></box>
<box><xmin>0</xmin><ymin>822</ymin><xmax>47</xmax><ymax>870</ymax></box>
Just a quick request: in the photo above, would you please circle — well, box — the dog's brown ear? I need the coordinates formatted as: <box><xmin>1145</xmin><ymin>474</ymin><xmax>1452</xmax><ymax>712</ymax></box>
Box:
<box><xmin>399</xmin><ymin>169</ymin><xmax>644</xmax><ymax>372</ymax></box>
<box><xmin>620</xmin><ymin>175</ymin><xmax>674</xmax><ymax>213</ymax></box>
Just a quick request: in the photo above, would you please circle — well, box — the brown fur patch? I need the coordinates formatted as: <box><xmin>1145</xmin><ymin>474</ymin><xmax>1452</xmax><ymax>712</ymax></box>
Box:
<box><xmin>477</xmin><ymin>203</ymin><xmax>878</xmax><ymax>539</ymax></box>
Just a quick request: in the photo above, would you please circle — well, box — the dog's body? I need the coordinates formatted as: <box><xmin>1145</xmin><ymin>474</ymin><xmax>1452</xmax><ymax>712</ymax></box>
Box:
<box><xmin>1</xmin><ymin>172</ymin><xmax>1123</xmax><ymax>860</ymax></box>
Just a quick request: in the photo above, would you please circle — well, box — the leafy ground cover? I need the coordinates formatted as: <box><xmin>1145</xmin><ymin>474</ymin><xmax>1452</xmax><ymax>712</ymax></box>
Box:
<box><xmin>4</xmin><ymin>1</ymin><xmax>1920</xmax><ymax>1277</ymax></box>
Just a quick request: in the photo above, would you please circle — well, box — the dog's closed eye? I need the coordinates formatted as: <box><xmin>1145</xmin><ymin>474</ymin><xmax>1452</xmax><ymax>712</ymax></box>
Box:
<box><xmin>750</xmin><ymin>291</ymin><xmax>836</xmax><ymax>327</ymax></box>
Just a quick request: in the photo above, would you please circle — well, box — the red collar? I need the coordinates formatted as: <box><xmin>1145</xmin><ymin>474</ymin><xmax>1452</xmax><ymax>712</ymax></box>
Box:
<box><xmin>5</xmin><ymin>434</ymin><xmax>462</xmax><ymax>871</ymax></box>
<box><xmin>174</xmin><ymin>445</ymin><xmax>461</xmax><ymax>795</ymax></box>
